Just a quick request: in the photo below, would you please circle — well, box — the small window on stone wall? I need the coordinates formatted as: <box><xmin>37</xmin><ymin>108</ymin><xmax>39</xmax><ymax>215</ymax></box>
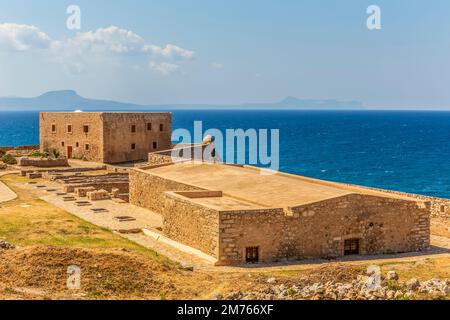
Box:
<box><xmin>76</xmin><ymin>142</ymin><xmax>79</xmax><ymax>147</ymax></box>
<box><xmin>147</xmin><ymin>123</ymin><xmax>152</xmax><ymax>131</ymax></box>
<box><xmin>61</xmin><ymin>141</ymin><xmax>65</xmax><ymax>147</ymax></box>
<box><xmin>51</xmin><ymin>124</ymin><xmax>56</xmax><ymax>133</ymax></box>
<box><xmin>67</xmin><ymin>125</ymin><xmax>72</xmax><ymax>133</ymax></box>
<box><xmin>441</xmin><ymin>205</ymin><xmax>446</xmax><ymax>213</ymax></box>
<box><xmin>344</xmin><ymin>239</ymin><xmax>360</xmax><ymax>256</ymax></box>
<box><xmin>83</xmin><ymin>125</ymin><xmax>89</xmax><ymax>133</ymax></box>
<box><xmin>152</xmin><ymin>141</ymin><xmax>158</xmax><ymax>149</ymax></box>
<box><xmin>160</xmin><ymin>124</ymin><xmax>164</xmax><ymax>132</ymax></box>
<box><xmin>85</xmin><ymin>144</ymin><xmax>90</xmax><ymax>151</ymax></box>
<box><xmin>131</xmin><ymin>143</ymin><xmax>136</xmax><ymax>150</ymax></box>
<box><xmin>131</xmin><ymin>125</ymin><xmax>136</xmax><ymax>133</ymax></box>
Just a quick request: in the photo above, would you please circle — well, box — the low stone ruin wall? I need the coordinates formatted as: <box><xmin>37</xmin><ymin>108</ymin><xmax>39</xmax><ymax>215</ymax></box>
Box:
<box><xmin>21</xmin><ymin>165</ymin><xmax>106</xmax><ymax>177</ymax></box>
<box><xmin>87</xmin><ymin>189</ymin><xmax>111</xmax><ymax>201</ymax></box>
<box><xmin>140</xmin><ymin>144</ymin><xmax>212</xmax><ymax>169</ymax></box>
<box><xmin>63</xmin><ymin>181</ymin><xmax>129</xmax><ymax>193</ymax></box>
<box><xmin>345</xmin><ymin>185</ymin><xmax>450</xmax><ymax>220</ymax></box>
<box><xmin>18</xmin><ymin>157</ymin><xmax>69</xmax><ymax>167</ymax></box>
<box><xmin>129</xmin><ymin>168</ymin><xmax>204</xmax><ymax>214</ymax></box>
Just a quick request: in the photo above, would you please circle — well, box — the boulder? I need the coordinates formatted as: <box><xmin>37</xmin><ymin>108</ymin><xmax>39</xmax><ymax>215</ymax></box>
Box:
<box><xmin>405</xmin><ymin>278</ymin><xmax>420</xmax><ymax>291</ymax></box>
<box><xmin>386</xmin><ymin>271</ymin><xmax>399</xmax><ymax>281</ymax></box>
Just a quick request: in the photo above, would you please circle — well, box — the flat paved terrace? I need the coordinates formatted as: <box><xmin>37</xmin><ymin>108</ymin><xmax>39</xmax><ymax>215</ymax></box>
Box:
<box><xmin>146</xmin><ymin>162</ymin><xmax>423</xmax><ymax>208</ymax></box>
<box><xmin>148</xmin><ymin>163</ymin><xmax>352</xmax><ymax>208</ymax></box>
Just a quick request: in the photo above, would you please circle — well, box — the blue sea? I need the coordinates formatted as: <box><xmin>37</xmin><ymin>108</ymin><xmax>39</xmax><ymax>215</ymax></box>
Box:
<box><xmin>1</xmin><ymin>110</ymin><xmax>450</xmax><ymax>199</ymax></box>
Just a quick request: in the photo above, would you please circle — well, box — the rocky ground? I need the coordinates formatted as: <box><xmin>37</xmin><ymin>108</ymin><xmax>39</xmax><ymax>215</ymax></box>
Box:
<box><xmin>0</xmin><ymin>240</ymin><xmax>15</xmax><ymax>250</ymax></box>
<box><xmin>222</xmin><ymin>265</ymin><xmax>450</xmax><ymax>300</ymax></box>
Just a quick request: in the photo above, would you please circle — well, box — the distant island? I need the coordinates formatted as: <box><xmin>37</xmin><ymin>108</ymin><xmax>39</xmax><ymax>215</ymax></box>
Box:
<box><xmin>0</xmin><ymin>90</ymin><xmax>364</xmax><ymax>111</ymax></box>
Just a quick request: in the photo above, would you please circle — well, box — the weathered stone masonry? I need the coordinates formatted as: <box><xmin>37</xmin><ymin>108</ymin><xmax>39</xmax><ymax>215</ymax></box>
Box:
<box><xmin>218</xmin><ymin>195</ymin><xmax>430</xmax><ymax>265</ymax></box>
<box><xmin>40</xmin><ymin>112</ymin><xmax>172</xmax><ymax>164</ymax></box>
<box><xmin>130</xmin><ymin>163</ymin><xmax>431</xmax><ymax>266</ymax></box>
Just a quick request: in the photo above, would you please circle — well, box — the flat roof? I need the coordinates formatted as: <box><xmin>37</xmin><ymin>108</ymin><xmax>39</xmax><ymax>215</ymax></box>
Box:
<box><xmin>147</xmin><ymin>162</ymin><xmax>354</xmax><ymax>207</ymax></box>
<box><xmin>145</xmin><ymin>162</ymin><xmax>422</xmax><ymax>208</ymax></box>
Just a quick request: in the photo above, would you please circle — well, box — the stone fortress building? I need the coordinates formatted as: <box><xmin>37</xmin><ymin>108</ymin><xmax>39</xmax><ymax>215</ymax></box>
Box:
<box><xmin>40</xmin><ymin>112</ymin><xmax>172</xmax><ymax>164</ymax></box>
<box><xmin>130</xmin><ymin>152</ymin><xmax>431</xmax><ymax>266</ymax></box>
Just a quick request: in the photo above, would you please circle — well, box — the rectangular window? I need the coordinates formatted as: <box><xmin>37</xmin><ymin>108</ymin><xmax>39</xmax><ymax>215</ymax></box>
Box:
<box><xmin>83</xmin><ymin>125</ymin><xmax>89</xmax><ymax>133</ymax></box>
<box><xmin>67</xmin><ymin>125</ymin><xmax>72</xmax><ymax>133</ymax></box>
<box><xmin>131</xmin><ymin>143</ymin><xmax>136</xmax><ymax>150</ymax></box>
<box><xmin>159</xmin><ymin>124</ymin><xmax>164</xmax><ymax>132</ymax></box>
<box><xmin>152</xmin><ymin>141</ymin><xmax>158</xmax><ymax>149</ymax></box>
<box><xmin>131</xmin><ymin>125</ymin><xmax>136</xmax><ymax>133</ymax></box>
<box><xmin>76</xmin><ymin>142</ymin><xmax>79</xmax><ymax>147</ymax></box>
<box><xmin>245</xmin><ymin>247</ymin><xmax>259</xmax><ymax>264</ymax></box>
<box><xmin>51</xmin><ymin>124</ymin><xmax>56</xmax><ymax>133</ymax></box>
<box><xmin>61</xmin><ymin>141</ymin><xmax>65</xmax><ymax>147</ymax></box>
<box><xmin>147</xmin><ymin>123</ymin><xmax>152</xmax><ymax>131</ymax></box>
<box><xmin>85</xmin><ymin>144</ymin><xmax>90</xmax><ymax>151</ymax></box>
<box><xmin>344</xmin><ymin>239</ymin><xmax>360</xmax><ymax>256</ymax></box>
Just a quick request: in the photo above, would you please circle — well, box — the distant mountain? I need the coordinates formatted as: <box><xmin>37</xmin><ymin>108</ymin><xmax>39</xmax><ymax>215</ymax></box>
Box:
<box><xmin>241</xmin><ymin>96</ymin><xmax>364</xmax><ymax>109</ymax></box>
<box><xmin>0</xmin><ymin>90</ymin><xmax>143</xmax><ymax>111</ymax></box>
<box><xmin>0</xmin><ymin>90</ymin><xmax>364</xmax><ymax>111</ymax></box>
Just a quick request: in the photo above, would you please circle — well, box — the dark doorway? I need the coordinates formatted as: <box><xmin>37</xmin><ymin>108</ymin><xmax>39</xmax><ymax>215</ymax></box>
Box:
<box><xmin>344</xmin><ymin>239</ymin><xmax>360</xmax><ymax>255</ymax></box>
<box><xmin>245</xmin><ymin>246</ymin><xmax>259</xmax><ymax>264</ymax></box>
<box><xmin>67</xmin><ymin>146</ymin><xmax>73</xmax><ymax>159</ymax></box>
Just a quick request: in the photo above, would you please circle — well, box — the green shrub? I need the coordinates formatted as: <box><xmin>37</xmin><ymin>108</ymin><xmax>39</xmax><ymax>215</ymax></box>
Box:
<box><xmin>0</xmin><ymin>149</ymin><xmax>6</xmax><ymax>157</ymax></box>
<box><xmin>51</xmin><ymin>148</ymin><xmax>60</xmax><ymax>159</ymax></box>
<box><xmin>29</xmin><ymin>151</ymin><xmax>47</xmax><ymax>158</ymax></box>
<box><xmin>2</xmin><ymin>154</ymin><xmax>17</xmax><ymax>165</ymax></box>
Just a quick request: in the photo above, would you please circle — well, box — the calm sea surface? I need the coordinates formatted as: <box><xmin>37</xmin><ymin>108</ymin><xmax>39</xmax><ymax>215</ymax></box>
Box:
<box><xmin>1</xmin><ymin>110</ymin><xmax>450</xmax><ymax>198</ymax></box>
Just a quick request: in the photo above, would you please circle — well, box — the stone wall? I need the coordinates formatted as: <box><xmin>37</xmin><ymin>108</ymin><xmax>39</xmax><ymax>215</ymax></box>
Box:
<box><xmin>348</xmin><ymin>185</ymin><xmax>450</xmax><ymax>220</ymax></box>
<box><xmin>102</xmin><ymin>113</ymin><xmax>172</xmax><ymax>163</ymax></box>
<box><xmin>147</xmin><ymin>154</ymin><xmax>174</xmax><ymax>166</ymax></box>
<box><xmin>142</xmin><ymin>144</ymin><xmax>213</xmax><ymax>168</ymax></box>
<box><xmin>129</xmin><ymin>168</ymin><xmax>204</xmax><ymax>214</ymax></box>
<box><xmin>40</xmin><ymin>112</ymin><xmax>104</xmax><ymax>162</ymax></box>
<box><xmin>63</xmin><ymin>181</ymin><xmax>129</xmax><ymax>193</ymax></box>
<box><xmin>130</xmin><ymin>167</ymin><xmax>431</xmax><ymax>266</ymax></box>
<box><xmin>217</xmin><ymin>194</ymin><xmax>430</xmax><ymax>265</ymax></box>
<box><xmin>18</xmin><ymin>157</ymin><xmax>69</xmax><ymax>167</ymax></box>
<box><xmin>163</xmin><ymin>192</ymin><xmax>220</xmax><ymax>257</ymax></box>
<box><xmin>39</xmin><ymin>112</ymin><xmax>172</xmax><ymax>164</ymax></box>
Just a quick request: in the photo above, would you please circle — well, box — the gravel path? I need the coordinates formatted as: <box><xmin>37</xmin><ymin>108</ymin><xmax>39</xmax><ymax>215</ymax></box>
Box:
<box><xmin>0</xmin><ymin>172</ymin><xmax>18</xmax><ymax>203</ymax></box>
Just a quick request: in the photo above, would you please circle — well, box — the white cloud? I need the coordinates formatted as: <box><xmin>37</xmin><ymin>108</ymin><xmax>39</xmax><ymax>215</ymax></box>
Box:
<box><xmin>0</xmin><ymin>23</ymin><xmax>52</xmax><ymax>51</ymax></box>
<box><xmin>144</xmin><ymin>43</ymin><xmax>195</xmax><ymax>60</ymax></box>
<box><xmin>149</xmin><ymin>61</ymin><xmax>180</xmax><ymax>75</ymax></box>
<box><xmin>57</xmin><ymin>26</ymin><xmax>145</xmax><ymax>54</ymax></box>
<box><xmin>0</xmin><ymin>24</ymin><xmax>195</xmax><ymax>75</ymax></box>
<box><xmin>211</xmin><ymin>62</ymin><xmax>224</xmax><ymax>69</ymax></box>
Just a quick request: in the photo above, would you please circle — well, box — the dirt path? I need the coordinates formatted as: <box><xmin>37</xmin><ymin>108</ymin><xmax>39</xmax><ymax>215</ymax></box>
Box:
<box><xmin>0</xmin><ymin>172</ymin><xmax>18</xmax><ymax>203</ymax></box>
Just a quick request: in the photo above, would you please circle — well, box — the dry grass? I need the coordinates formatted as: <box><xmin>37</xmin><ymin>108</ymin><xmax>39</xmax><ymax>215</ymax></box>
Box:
<box><xmin>0</xmin><ymin>174</ymin><xmax>167</xmax><ymax>259</ymax></box>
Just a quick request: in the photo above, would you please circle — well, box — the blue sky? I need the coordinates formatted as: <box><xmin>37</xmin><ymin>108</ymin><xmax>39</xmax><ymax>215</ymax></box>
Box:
<box><xmin>0</xmin><ymin>0</ymin><xmax>449</xmax><ymax>108</ymax></box>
